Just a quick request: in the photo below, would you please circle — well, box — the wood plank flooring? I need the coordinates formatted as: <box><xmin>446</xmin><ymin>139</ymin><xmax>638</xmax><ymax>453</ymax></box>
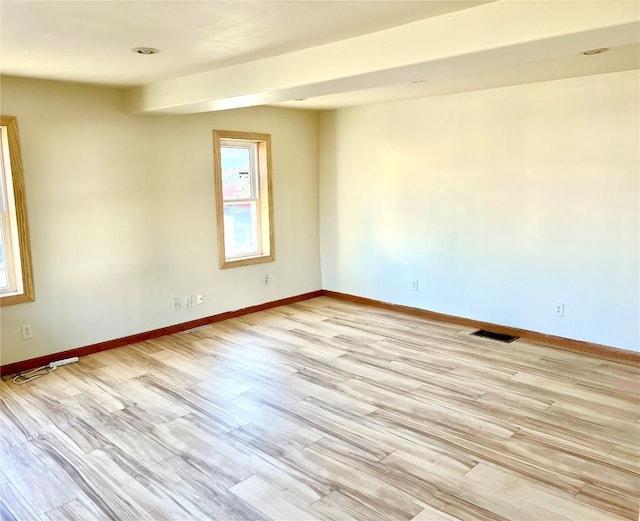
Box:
<box><xmin>1</xmin><ymin>296</ymin><xmax>638</xmax><ymax>520</ymax></box>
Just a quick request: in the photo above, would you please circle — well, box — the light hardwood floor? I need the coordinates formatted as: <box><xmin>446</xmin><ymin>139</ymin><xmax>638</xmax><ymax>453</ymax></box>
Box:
<box><xmin>1</xmin><ymin>296</ymin><xmax>638</xmax><ymax>521</ymax></box>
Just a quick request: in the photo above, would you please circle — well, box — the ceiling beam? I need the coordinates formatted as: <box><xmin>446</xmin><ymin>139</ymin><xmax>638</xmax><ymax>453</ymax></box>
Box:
<box><xmin>124</xmin><ymin>1</ymin><xmax>640</xmax><ymax>114</ymax></box>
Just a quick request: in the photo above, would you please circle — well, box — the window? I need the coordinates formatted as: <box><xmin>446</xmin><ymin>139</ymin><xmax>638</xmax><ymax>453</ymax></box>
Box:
<box><xmin>0</xmin><ymin>116</ymin><xmax>35</xmax><ymax>306</ymax></box>
<box><xmin>213</xmin><ymin>130</ymin><xmax>274</xmax><ymax>269</ymax></box>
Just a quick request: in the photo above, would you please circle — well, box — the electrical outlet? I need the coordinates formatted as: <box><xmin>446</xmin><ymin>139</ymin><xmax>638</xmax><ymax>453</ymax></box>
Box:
<box><xmin>21</xmin><ymin>324</ymin><xmax>32</xmax><ymax>340</ymax></box>
<box><xmin>171</xmin><ymin>297</ymin><xmax>180</xmax><ymax>311</ymax></box>
<box><xmin>185</xmin><ymin>296</ymin><xmax>193</xmax><ymax>309</ymax></box>
<box><xmin>410</xmin><ymin>280</ymin><xmax>419</xmax><ymax>291</ymax></box>
<box><xmin>263</xmin><ymin>275</ymin><xmax>270</xmax><ymax>285</ymax></box>
<box><xmin>554</xmin><ymin>303</ymin><xmax>564</xmax><ymax>317</ymax></box>
<box><xmin>196</xmin><ymin>293</ymin><xmax>204</xmax><ymax>305</ymax></box>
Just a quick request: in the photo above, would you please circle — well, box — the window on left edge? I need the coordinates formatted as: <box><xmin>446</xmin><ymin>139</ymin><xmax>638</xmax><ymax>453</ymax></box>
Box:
<box><xmin>0</xmin><ymin>116</ymin><xmax>35</xmax><ymax>306</ymax></box>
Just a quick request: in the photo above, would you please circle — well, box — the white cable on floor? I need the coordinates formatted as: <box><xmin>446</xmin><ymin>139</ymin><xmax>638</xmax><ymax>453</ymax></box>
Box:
<box><xmin>12</xmin><ymin>365</ymin><xmax>55</xmax><ymax>385</ymax></box>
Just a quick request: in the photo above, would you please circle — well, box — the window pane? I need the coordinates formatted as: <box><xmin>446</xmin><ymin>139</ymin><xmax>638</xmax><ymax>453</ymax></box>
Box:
<box><xmin>214</xmin><ymin>130</ymin><xmax>273</xmax><ymax>269</ymax></box>
<box><xmin>223</xmin><ymin>202</ymin><xmax>259</xmax><ymax>258</ymax></box>
<box><xmin>221</xmin><ymin>146</ymin><xmax>253</xmax><ymax>200</ymax></box>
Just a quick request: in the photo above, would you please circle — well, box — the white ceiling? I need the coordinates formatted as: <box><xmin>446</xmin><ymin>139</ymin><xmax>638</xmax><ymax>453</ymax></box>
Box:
<box><xmin>0</xmin><ymin>0</ymin><xmax>489</xmax><ymax>86</ymax></box>
<box><xmin>1</xmin><ymin>0</ymin><xmax>639</xmax><ymax>114</ymax></box>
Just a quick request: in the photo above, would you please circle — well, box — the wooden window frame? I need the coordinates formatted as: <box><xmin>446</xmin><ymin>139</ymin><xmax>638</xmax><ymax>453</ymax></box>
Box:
<box><xmin>213</xmin><ymin>130</ymin><xmax>274</xmax><ymax>269</ymax></box>
<box><xmin>0</xmin><ymin>116</ymin><xmax>35</xmax><ymax>306</ymax></box>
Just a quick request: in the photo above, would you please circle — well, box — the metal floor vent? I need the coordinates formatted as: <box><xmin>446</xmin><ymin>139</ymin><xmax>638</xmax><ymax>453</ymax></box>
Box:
<box><xmin>471</xmin><ymin>330</ymin><xmax>519</xmax><ymax>343</ymax></box>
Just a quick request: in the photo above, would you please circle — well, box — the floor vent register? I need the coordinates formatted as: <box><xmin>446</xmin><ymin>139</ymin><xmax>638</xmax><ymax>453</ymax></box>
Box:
<box><xmin>470</xmin><ymin>330</ymin><xmax>519</xmax><ymax>343</ymax></box>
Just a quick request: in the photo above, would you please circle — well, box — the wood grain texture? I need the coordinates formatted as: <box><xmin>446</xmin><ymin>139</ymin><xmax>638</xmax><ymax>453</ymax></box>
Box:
<box><xmin>0</xmin><ymin>291</ymin><xmax>322</xmax><ymax>376</ymax></box>
<box><xmin>323</xmin><ymin>290</ymin><xmax>640</xmax><ymax>366</ymax></box>
<box><xmin>0</xmin><ymin>115</ymin><xmax>35</xmax><ymax>307</ymax></box>
<box><xmin>1</xmin><ymin>296</ymin><xmax>638</xmax><ymax>520</ymax></box>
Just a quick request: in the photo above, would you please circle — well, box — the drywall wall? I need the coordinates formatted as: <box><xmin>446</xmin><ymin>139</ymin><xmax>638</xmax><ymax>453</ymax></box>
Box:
<box><xmin>0</xmin><ymin>76</ymin><xmax>320</xmax><ymax>365</ymax></box>
<box><xmin>319</xmin><ymin>71</ymin><xmax>639</xmax><ymax>351</ymax></box>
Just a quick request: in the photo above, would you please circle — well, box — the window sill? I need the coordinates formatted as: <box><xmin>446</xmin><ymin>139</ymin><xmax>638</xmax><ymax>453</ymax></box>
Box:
<box><xmin>220</xmin><ymin>253</ymin><xmax>274</xmax><ymax>269</ymax></box>
<box><xmin>1</xmin><ymin>291</ymin><xmax>35</xmax><ymax>306</ymax></box>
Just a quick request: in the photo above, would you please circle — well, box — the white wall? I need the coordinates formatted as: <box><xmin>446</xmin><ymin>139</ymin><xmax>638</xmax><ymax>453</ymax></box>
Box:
<box><xmin>0</xmin><ymin>76</ymin><xmax>321</xmax><ymax>365</ymax></box>
<box><xmin>319</xmin><ymin>71</ymin><xmax>639</xmax><ymax>352</ymax></box>
<box><xmin>2</xmin><ymin>71</ymin><xmax>638</xmax><ymax>364</ymax></box>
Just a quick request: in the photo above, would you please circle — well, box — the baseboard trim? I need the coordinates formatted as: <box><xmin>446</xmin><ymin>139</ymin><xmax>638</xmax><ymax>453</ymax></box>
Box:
<box><xmin>0</xmin><ymin>290</ymin><xmax>323</xmax><ymax>376</ymax></box>
<box><xmin>321</xmin><ymin>290</ymin><xmax>640</xmax><ymax>366</ymax></box>
<box><xmin>3</xmin><ymin>288</ymin><xmax>637</xmax><ymax>375</ymax></box>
